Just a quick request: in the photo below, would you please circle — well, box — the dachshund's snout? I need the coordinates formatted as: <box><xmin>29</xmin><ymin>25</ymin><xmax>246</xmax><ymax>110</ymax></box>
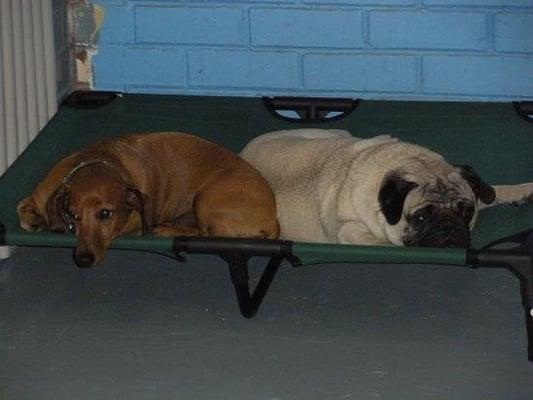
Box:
<box><xmin>74</xmin><ymin>251</ymin><xmax>96</xmax><ymax>268</ymax></box>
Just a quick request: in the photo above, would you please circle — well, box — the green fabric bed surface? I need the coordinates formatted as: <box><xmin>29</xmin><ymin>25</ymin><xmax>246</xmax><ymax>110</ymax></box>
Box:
<box><xmin>0</xmin><ymin>94</ymin><xmax>531</xmax><ymax>261</ymax></box>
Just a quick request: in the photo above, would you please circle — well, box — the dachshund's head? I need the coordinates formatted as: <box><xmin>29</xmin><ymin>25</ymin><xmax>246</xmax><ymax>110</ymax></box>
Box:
<box><xmin>47</xmin><ymin>167</ymin><xmax>152</xmax><ymax>268</ymax></box>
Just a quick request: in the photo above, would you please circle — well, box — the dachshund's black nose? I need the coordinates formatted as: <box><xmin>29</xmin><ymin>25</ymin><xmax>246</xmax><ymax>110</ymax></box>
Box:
<box><xmin>74</xmin><ymin>251</ymin><xmax>95</xmax><ymax>268</ymax></box>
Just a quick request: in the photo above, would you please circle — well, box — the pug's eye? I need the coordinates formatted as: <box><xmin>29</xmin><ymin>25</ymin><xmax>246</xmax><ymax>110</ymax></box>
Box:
<box><xmin>415</xmin><ymin>214</ymin><xmax>425</xmax><ymax>223</ymax></box>
<box><xmin>98</xmin><ymin>209</ymin><xmax>113</xmax><ymax>220</ymax></box>
<box><xmin>410</xmin><ymin>209</ymin><xmax>429</xmax><ymax>229</ymax></box>
<box><xmin>412</xmin><ymin>214</ymin><xmax>426</xmax><ymax>228</ymax></box>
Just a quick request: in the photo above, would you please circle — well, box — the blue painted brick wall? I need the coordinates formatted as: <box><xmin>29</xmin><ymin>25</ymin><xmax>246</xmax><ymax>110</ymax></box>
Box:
<box><xmin>91</xmin><ymin>0</ymin><xmax>533</xmax><ymax>101</ymax></box>
<box><xmin>250</xmin><ymin>9</ymin><xmax>364</xmax><ymax>48</ymax></box>
<box><xmin>368</xmin><ymin>11</ymin><xmax>489</xmax><ymax>50</ymax></box>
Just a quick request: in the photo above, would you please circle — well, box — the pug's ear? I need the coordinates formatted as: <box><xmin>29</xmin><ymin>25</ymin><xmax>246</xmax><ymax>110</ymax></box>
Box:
<box><xmin>125</xmin><ymin>188</ymin><xmax>154</xmax><ymax>234</ymax></box>
<box><xmin>379</xmin><ymin>174</ymin><xmax>418</xmax><ymax>225</ymax></box>
<box><xmin>457</xmin><ymin>165</ymin><xmax>495</xmax><ymax>205</ymax></box>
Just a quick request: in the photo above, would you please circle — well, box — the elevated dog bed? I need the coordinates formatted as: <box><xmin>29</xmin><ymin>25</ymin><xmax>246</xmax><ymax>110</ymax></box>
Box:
<box><xmin>0</xmin><ymin>93</ymin><xmax>532</xmax><ymax>360</ymax></box>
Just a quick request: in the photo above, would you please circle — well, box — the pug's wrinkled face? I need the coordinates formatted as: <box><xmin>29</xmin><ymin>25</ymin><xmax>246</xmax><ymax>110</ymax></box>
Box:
<box><xmin>379</xmin><ymin>166</ymin><xmax>495</xmax><ymax>248</ymax></box>
<box><xmin>401</xmin><ymin>182</ymin><xmax>476</xmax><ymax>247</ymax></box>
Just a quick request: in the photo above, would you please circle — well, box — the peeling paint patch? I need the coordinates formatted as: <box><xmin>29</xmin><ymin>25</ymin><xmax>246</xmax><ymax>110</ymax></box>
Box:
<box><xmin>73</xmin><ymin>2</ymin><xmax>105</xmax><ymax>46</ymax></box>
<box><xmin>76</xmin><ymin>49</ymin><xmax>98</xmax><ymax>88</ymax></box>
<box><xmin>71</xmin><ymin>2</ymin><xmax>105</xmax><ymax>88</ymax></box>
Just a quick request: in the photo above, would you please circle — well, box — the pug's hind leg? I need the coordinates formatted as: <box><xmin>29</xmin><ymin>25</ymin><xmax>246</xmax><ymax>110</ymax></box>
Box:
<box><xmin>479</xmin><ymin>183</ymin><xmax>533</xmax><ymax>209</ymax></box>
<box><xmin>337</xmin><ymin>221</ymin><xmax>388</xmax><ymax>245</ymax></box>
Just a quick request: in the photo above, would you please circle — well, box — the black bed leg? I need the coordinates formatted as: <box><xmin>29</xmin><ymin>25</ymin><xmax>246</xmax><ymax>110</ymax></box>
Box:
<box><xmin>517</xmin><ymin>268</ymin><xmax>533</xmax><ymax>361</ymax></box>
<box><xmin>223</xmin><ymin>253</ymin><xmax>284</xmax><ymax>318</ymax></box>
<box><xmin>525</xmin><ymin>308</ymin><xmax>533</xmax><ymax>361</ymax></box>
<box><xmin>471</xmin><ymin>246</ymin><xmax>533</xmax><ymax>361</ymax></box>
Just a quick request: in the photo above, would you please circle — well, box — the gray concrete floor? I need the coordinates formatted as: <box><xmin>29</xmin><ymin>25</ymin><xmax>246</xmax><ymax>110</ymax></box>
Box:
<box><xmin>1</xmin><ymin>246</ymin><xmax>531</xmax><ymax>399</ymax></box>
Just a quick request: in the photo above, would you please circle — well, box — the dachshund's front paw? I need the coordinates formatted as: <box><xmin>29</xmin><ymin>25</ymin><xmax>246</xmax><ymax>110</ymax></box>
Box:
<box><xmin>17</xmin><ymin>198</ymin><xmax>46</xmax><ymax>232</ymax></box>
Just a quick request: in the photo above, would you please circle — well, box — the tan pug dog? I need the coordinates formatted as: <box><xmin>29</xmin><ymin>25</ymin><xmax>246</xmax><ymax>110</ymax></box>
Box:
<box><xmin>241</xmin><ymin>129</ymin><xmax>533</xmax><ymax>247</ymax></box>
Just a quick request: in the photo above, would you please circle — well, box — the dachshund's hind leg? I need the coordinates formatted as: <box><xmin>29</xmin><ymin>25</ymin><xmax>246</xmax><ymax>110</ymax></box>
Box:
<box><xmin>151</xmin><ymin>212</ymin><xmax>208</xmax><ymax>237</ymax></box>
<box><xmin>192</xmin><ymin>173</ymin><xmax>280</xmax><ymax>239</ymax></box>
<box><xmin>151</xmin><ymin>224</ymin><xmax>207</xmax><ymax>237</ymax></box>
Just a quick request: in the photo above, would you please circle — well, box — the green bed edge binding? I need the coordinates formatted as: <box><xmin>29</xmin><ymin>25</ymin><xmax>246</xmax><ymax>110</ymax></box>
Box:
<box><xmin>292</xmin><ymin>242</ymin><xmax>467</xmax><ymax>266</ymax></box>
<box><xmin>3</xmin><ymin>229</ymin><xmax>468</xmax><ymax>268</ymax></box>
<box><xmin>4</xmin><ymin>231</ymin><xmax>174</xmax><ymax>253</ymax></box>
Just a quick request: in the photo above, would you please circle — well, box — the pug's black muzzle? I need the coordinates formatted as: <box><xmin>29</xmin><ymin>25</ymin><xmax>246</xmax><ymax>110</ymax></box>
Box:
<box><xmin>404</xmin><ymin>213</ymin><xmax>471</xmax><ymax>248</ymax></box>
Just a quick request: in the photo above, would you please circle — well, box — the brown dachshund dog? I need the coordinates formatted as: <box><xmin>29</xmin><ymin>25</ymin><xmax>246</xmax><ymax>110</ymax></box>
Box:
<box><xmin>17</xmin><ymin>132</ymin><xmax>279</xmax><ymax>267</ymax></box>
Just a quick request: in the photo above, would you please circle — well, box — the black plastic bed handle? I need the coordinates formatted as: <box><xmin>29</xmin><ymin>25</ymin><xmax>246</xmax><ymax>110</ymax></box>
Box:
<box><xmin>513</xmin><ymin>101</ymin><xmax>533</xmax><ymax>123</ymax></box>
<box><xmin>63</xmin><ymin>91</ymin><xmax>119</xmax><ymax>109</ymax></box>
<box><xmin>173</xmin><ymin>236</ymin><xmax>293</xmax><ymax>258</ymax></box>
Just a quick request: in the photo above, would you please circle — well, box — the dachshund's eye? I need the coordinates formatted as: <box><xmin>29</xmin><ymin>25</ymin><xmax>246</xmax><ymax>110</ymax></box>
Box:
<box><xmin>98</xmin><ymin>209</ymin><xmax>113</xmax><ymax>220</ymax></box>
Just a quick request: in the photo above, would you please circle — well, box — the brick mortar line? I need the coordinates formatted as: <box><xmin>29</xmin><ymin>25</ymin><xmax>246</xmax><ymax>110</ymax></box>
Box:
<box><xmin>97</xmin><ymin>43</ymin><xmax>533</xmax><ymax>57</ymax></box>
<box><xmin>298</xmin><ymin>52</ymin><xmax>305</xmax><ymax>89</ymax></box>
<box><xmin>244</xmin><ymin>7</ymin><xmax>252</xmax><ymax>47</ymax></box>
<box><xmin>416</xmin><ymin>55</ymin><xmax>423</xmax><ymax>94</ymax></box>
<box><xmin>489</xmin><ymin>12</ymin><xmax>496</xmax><ymax>51</ymax></box>
<box><xmin>122</xmin><ymin>2</ymin><xmax>533</xmax><ymax>12</ymax></box>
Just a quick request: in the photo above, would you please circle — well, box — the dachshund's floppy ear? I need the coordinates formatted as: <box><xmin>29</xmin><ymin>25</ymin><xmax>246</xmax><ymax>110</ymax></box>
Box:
<box><xmin>46</xmin><ymin>185</ymin><xmax>71</xmax><ymax>233</ymax></box>
<box><xmin>457</xmin><ymin>165</ymin><xmax>495</xmax><ymax>205</ymax></box>
<box><xmin>125</xmin><ymin>188</ymin><xmax>154</xmax><ymax>235</ymax></box>
<box><xmin>378</xmin><ymin>174</ymin><xmax>418</xmax><ymax>225</ymax></box>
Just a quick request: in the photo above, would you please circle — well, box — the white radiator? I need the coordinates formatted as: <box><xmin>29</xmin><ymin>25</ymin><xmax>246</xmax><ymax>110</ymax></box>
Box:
<box><xmin>0</xmin><ymin>0</ymin><xmax>58</xmax><ymax>176</ymax></box>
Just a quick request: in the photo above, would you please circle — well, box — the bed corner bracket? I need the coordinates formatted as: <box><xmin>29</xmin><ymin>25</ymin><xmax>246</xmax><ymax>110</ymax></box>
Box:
<box><xmin>222</xmin><ymin>253</ymin><xmax>284</xmax><ymax>318</ymax></box>
<box><xmin>468</xmin><ymin>229</ymin><xmax>533</xmax><ymax>361</ymax></box>
<box><xmin>172</xmin><ymin>237</ymin><xmax>299</xmax><ymax>318</ymax></box>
